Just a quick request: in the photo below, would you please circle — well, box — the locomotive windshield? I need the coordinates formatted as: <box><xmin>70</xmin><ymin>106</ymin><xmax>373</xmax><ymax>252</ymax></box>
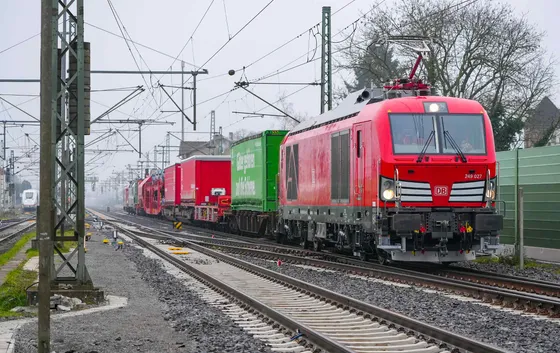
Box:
<box><xmin>24</xmin><ymin>191</ymin><xmax>34</xmax><ymax>199</ymax></box>
<box><xmin>389</xmin><ymin>114</ymin><xmax>486</xmax><ymax>155</ymax></box>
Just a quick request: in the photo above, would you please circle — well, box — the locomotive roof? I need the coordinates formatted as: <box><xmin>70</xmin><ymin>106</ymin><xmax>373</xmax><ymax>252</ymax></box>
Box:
<box><xmin>288</xmin><ymin>88</ymin><xmax>385</xmax><ymax>135</ymax></box>
<box><xmin>287</xmin><ymin>89</ymin><xmax>484</xmax><ymax>136</ymax></box>
<box><xmin>180</xmin><ymin>155</ymin><xmax>231</xmax><ymax>162</ymax></box>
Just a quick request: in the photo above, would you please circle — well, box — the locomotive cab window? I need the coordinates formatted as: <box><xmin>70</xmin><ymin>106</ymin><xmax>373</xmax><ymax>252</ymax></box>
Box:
<box><xmin>389</xmin><ymin>113</ymin><xmax>487</xmax><ymax>155</ymax></box>
<box><xmin>440</xmin><ymin>114</ymin><xmax>486</xmax><ymax>154</ymax></box>
<box><xmin>390</xmin><ymin>114</ymin><xmax>437</xmax><ymax>154</ymax></box>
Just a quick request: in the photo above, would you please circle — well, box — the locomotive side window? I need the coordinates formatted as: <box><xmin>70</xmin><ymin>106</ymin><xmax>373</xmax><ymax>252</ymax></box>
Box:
<box><xmin>285</xmin><ymin>144</ymin><xmax>299</xmax><ymax>200</ymax></box>
<box><xmin>331</xmin><ymin>130</ymin><xmax>350</xmax><ymax>203</ymax></box>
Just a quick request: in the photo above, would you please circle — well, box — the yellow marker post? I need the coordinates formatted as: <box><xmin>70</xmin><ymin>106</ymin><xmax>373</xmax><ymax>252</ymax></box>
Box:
<box><xmin>173</xmin><ymin>221</ymin><xmax>183</xmax><ymax>230</ymax></box>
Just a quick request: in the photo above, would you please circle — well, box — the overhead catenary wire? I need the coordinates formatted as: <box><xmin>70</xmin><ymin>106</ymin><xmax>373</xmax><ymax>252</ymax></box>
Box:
<box><xmin>106</xmin><ymin>0</ymin><xmax>161</xmax><ymax>115</ymax></box>
<box><xmin>85</xmin><ymin>22</ymin><xmax>198</xmax><ymax>68</ymax></box>
<box><xmin>139</xmin><ymin>0</ymin><xmax>277</xmax><ymax>139</ymax></box>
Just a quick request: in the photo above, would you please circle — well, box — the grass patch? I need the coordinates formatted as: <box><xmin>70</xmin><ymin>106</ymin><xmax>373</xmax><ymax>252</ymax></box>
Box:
<box><xmin>0</xmin><ymin>231</ymin><xmax>36</xmax><ymax>268</ymax></box>
<box><xmin>25</xmin><ymin>230</ymin><xmax>77</xmax><ymax>258</ymax></box>
<box><xmin>0</xmin><ymin>265</ymin><xmax>37</xmax><ymax>316</ymax></box>
<box><xmin>476</xmin><ymin>253</ymin><xmax>560</xmax><ymax>272</ymax></box>
<box><xmin>0</xmin><ymin>229</ymin><xmax>80</xmax><ymax>318</ymax></box>
<box><xmin>474</xmin><ymin>255</ymin><xmax>499</xmax><ymax>264</ymax></box>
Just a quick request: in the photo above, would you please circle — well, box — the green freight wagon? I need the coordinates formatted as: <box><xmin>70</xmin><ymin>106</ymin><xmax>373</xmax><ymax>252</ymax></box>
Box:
<box><xmin>228</xmin><ymin>130</ymin><xmax>288</xmax><ymax>237</ymax></box>
<box><xmin>125</xmin><ymin>179</ymin><xmax>141</xmax><ymax>214</ymax></box>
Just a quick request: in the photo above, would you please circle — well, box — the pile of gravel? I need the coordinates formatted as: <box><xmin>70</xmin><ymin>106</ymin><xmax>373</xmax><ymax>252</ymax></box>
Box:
<box><xmin>452</xmin><ymin>260</ymin><xmax>560</xmax><ymax>284</ymax></box>
<box><xmin>234</xmin><ymin>254</ymin><xmax>560</xmax><ymax>353</ymax></box>
<box><xmin>125</xmin><ymin>246</ymin><xmax>272</xmax><ymax>353</ymax></box>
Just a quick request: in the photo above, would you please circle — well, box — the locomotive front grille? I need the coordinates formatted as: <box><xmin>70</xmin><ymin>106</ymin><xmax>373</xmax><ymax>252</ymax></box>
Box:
<box><xmin>449</xmin><ymin>180</ymin><xmax>485</xmax><ymax>202</ymax></box>
<box><xmin>399</xmin><ymin>180</ymin><xmax>432</xmax><ymax>202</ymax></box>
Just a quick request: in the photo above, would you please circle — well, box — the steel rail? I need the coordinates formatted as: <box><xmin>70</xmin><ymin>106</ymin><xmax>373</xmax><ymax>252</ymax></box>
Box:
<box><xmin>92</xmin><ymin>209</ymin><xmax>560</xmax><ymax>317</ymax></box>
<box><xmin>187</xmin><ymin>240</ymin><xmax>560</xmax><ymax>317</ymax></box>
<box><xmin>432</xmin><ymin>267</ymin><xmax>560</xmax><ymax>298</ymax></box>
<box><xmin>95</xmin><ymin>213</ymin><xmax>511</xmax><ymax>353</ymax></box>
<box><xmin>114</xmin><ymin>224</ymin><xmax>358</xmax><ymax>353</ymax></box>
<box><xmin>0</xmin><ymin>218</ymin><xmax>37</xmax><ymax>247</ymax></box>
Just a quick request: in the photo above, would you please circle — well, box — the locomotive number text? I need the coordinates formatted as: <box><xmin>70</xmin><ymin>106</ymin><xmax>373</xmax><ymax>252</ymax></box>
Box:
<box><xmin>465</xmin><ymin>173</ymin><xmax>483</xmax><ymax>179</ymax></box>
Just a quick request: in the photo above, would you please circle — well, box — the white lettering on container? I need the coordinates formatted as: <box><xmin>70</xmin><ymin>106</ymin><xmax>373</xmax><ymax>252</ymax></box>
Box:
<box><xmin>235</xmin><ymin>176</ymin><xmax>256</xmax><ymax>196</ymax></box>
<box><xmin>236</xmin><ymin>150</ymin><xmax>255</xmax><ymax>174</ymax></box>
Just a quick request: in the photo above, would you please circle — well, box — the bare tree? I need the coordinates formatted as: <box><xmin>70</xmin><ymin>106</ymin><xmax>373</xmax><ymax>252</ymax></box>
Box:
<box><xmin>277</xmin><ymin>92</ymin><xmax>309</xmax><ymax>130</ymax></box>
<box><xmin>230</xmin><ymin>129</ymin><xmax>258</xmax><ymax>141</ymax></box>
<box><xmin>337</xmin><ymin>0</ymin><xmax>557</xmax><ymax>150</ymax></box>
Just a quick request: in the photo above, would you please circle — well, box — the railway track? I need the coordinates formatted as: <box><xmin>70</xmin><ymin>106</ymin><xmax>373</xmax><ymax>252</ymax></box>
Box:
<box><xmin>93</xmin><ymin>209</ymin><xmax>560</xmax><ymax>320</ymax></box>
<box><xmin>96</xmin><ymin>214</ymin><xmax>509</xmax><ymax>353</ymax></box>
<box><xmin>402</xmin><ymin>264</ymin><xmax>560</xmax><ymax>299</ymax></box>
<box><xmin>0</xmin><ymin>217</ymin><xmax>36</xmax><ymax>249</ymax></box>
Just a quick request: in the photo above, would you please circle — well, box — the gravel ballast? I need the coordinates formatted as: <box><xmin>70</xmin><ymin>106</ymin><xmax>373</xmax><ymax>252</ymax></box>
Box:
<box><xmin>13</xmin><ymin>229</ymin><xmax>272</xmax><ymax>353</ymax></box>
<box><xmin>14</xmin><ymin>230</ymin><xmax>188</xmax><ymax>353</ymax></box>
<box><xmin>124</xmin><ymin>245</ymin><xmax>273</xmax><ymax>353</ymax></box>
<box><xmin>452</xmin><ymin>259</ymin><xmax>560</xmax><ymax>284</ymax></box>
<box><xmin>233</xmin><ymin>254</ymin><xmax>560</xmax><ymax>353</ymax></box>
<box><xmin>106</xmin><ymin>208</ymin><xmax>560</xmax><ymax>284</ymax></box>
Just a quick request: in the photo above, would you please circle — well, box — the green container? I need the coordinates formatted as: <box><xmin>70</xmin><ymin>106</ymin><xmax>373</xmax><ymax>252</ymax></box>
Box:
<box><xmin>132</xmin><ymin>179</ymin><xmax>139</xmax><ymax>205</ymax></box>
<box><xmin>231</xmin><ymin>130</ymin><xmax>288</xmax><ymax>212</ymax></box>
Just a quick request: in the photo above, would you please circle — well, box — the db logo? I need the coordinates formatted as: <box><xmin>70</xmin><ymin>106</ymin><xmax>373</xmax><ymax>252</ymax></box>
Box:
<box><xmin>434</xmin><ymin>186</ymin><xmax>448</xmax><ymax>196</ymax></box>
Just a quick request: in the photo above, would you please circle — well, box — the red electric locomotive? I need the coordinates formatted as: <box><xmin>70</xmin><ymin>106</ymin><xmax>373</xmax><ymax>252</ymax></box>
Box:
<box><xmin>277</xmin><ymin>76</ymin><xmax>503</xmax><ymax>263</ymax></box>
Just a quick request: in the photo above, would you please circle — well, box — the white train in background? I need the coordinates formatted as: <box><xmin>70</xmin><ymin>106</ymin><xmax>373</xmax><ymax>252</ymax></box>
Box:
<box><xmin>22</xmin><ymin>189</ymin><xmax>39</xmax><ymax>212</ymax></box>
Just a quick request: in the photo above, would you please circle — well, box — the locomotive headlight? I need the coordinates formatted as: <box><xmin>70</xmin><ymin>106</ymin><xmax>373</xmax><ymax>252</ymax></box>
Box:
<box><xmin>485</xmin><ymin>177</ymin><xmax>497</xmax><ymax>200</ymax></box>
<box><xmin>380</xmin><ymin>176</ymin><xmax>396</xmax><ymax>201</ymax></box>
<box><xmin>383</xmin><ymin>189</ymin><xmax>395</xmax><ymax>200</ymax></box>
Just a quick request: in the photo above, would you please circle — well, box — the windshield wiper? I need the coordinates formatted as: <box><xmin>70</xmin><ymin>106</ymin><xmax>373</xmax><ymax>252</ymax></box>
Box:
<box><xmin>444</xmin><ymin>130</ymin><xmax>467</xmax><ymax>163</ymax></box>
<box><xmin>416</xmin><ymin>130</ymin><xmax>435</xmax><ymax>163</ymax></box>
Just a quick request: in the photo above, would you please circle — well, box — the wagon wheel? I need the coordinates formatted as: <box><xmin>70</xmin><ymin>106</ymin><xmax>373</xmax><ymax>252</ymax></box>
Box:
<box><xmin>299</xmin><ymin>224</ymin><xmax>309</xmax><ymax>249</ymax></box>
<box><xmin>313</xmin><ymin>237</ymin><xmax>322</xmax><ymax>252</ymax></box>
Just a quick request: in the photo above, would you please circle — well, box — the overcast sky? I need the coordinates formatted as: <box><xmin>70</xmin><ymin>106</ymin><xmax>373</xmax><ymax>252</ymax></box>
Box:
<box><xmin>0</xmin><ymin>0</ymin><xmax>558</xmax><ymax>192</ymax></box>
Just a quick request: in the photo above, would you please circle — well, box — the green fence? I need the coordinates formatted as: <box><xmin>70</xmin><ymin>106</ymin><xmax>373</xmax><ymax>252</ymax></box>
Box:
<box><xmin>497</xmin><ymin>145</ymin><xmax>560</xmax><ymax>249</ymax></box>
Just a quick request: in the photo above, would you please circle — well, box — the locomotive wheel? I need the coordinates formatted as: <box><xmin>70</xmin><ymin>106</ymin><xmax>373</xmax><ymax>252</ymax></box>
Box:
<box><xmin>359</xmin><ymin>251</ymin><xmax>368</xmax><ymax>261</ymax></box>
<box><xmin>376</xmin><ymin>249</ymin><xmax>389</xmax><ymax>265</ymax></box>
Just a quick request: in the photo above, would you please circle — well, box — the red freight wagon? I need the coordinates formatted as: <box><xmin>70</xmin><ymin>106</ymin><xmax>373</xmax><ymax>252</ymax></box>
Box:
<box><xmin>137</xmin><ymin>175</ymin><xmax>150</xmax><ymax>216</ymax></box>
<box><xmin>144</xmin><ymin>174</ymin><xmax>163</xmax><ymax>216</ymax></box>
<box><xmin>170</xmin><ymin>155</ymin><xmax>231</xmax><ymax>225</ymax></box>
<box><xmin>163</xmin><ymin>163</ymin><xmax>181</xmax><ymax>219</ymax></box>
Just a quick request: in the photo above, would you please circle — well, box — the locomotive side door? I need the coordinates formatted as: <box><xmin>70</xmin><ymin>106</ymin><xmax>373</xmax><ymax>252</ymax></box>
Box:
<box><xmin>353</xmin><ymin>122</ymin><xmax>371</xmax><ymax>212</ymax></box>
